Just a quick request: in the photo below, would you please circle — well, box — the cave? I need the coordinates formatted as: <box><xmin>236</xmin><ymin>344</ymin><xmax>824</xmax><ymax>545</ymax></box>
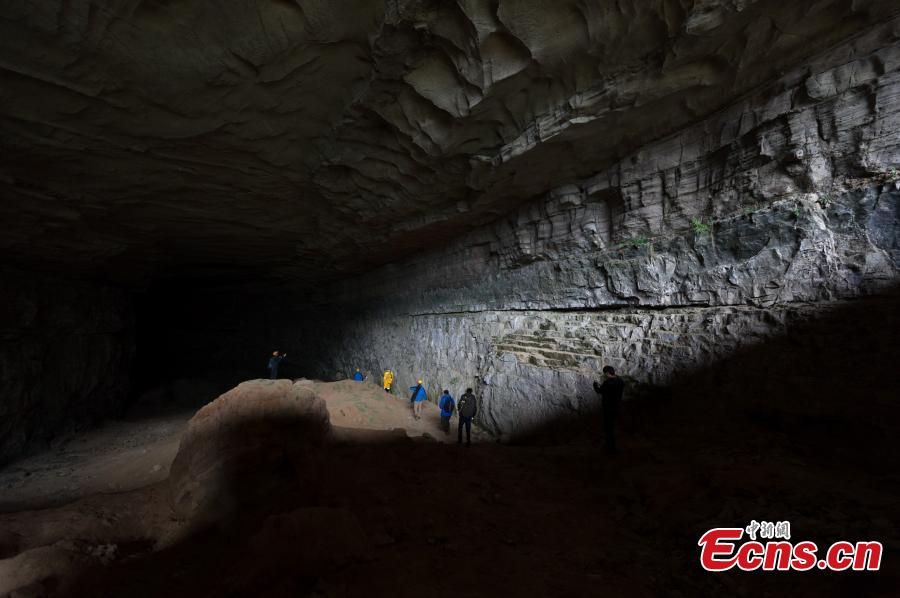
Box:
<box><xmin>1</xmin><ymin>1</ymin><xmax>899</xmax><ymax>595</ymax></box>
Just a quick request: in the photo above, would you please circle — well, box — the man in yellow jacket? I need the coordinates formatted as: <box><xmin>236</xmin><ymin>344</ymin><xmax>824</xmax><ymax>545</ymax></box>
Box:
<box><xmin>382</xmin><ymin>369</ymin><xmax>394</xmax><ymax>394</ymax></box>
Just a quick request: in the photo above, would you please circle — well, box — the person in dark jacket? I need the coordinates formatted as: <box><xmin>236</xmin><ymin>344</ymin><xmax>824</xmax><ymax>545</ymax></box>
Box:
<box><xmin>267</xmin><ymin>351</ymin><xmax>285</xmax><ymax>380</ymax></box>
<box><xmin>456</xmin><ymin>388</ymin><xmax>477</xmax><ymax>446</ymax></box>
<box><xmin>439</xmin><ymin>390</ymin><xmax>455</xmax><ymax>434</ymax></box>
<box><xmin>593</xmin><ymin>365</ymin><xmax>625</xmax><ymax>454</ymax></box>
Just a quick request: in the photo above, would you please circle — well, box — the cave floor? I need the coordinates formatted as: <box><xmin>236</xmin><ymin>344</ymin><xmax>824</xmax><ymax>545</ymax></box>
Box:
<box><xmin>14</xmin><ymin>418</ymin><xmax>896</xmax><ymax>597</ymax></box>
<box><xmin>1</xmin><ymin>380</ymin><xmax>897</xmax><ymax>596</ymax></box>
<box><xmin>314</xmin><ymin>379</ymin><xmax>491</xmax><ymax>444</ymax></box>
<box><xmin>0</xmin><ymin>379</ymin><xmax>484</xmax><ymax>513</ymax></box>
<box><xmin>0</xmin><ymin>409</ymin><xmax>191</xmax><ymax>513</ymax></box>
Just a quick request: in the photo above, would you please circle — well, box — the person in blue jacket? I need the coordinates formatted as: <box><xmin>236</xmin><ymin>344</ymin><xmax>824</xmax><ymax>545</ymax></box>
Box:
<box><xmin>409</xmin><ymin>379</ymin><xmax>427</xmax><ymax>420</ymax></box>
<box><xmin>439</xmin><ymin>390</ymin><xmax>455</xmax><ymax>434</ymax></box>
<box><xmin>267</xmin><ymin>351</ymin><xmax>285</xmax><ymax>380</ymax></box>
<box><xmin>352</xmin><ymin>368</ymin><xmax>365</xmax><ymax>381</ymax></box>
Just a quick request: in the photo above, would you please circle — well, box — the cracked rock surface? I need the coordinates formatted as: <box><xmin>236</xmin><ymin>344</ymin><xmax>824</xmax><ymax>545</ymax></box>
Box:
<box><xmin>2</xmin><ymin>0</ymin><xmax>898</xmax><ymax>285</ymax></box>
<box><xmin>284</xmin><ymin>25</ymin><xmax>900</xmax><ymax>436</ymax></box>
<box><xmin>1</xmin><ymin>1</ymin><xmax>900</xmax><ymax>452</ymax></box>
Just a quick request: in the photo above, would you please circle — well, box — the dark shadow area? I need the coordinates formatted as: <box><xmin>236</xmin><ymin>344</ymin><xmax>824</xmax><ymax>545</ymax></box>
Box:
<box><xmin>133</xmin><ymin>280</ymin><xmax>310</xmax><ymax>394</ymax></box>
<box><xmin>4</xmin><ymin>292</ymin><xmax>897</xmax><ymax>597</ymax></box>
<box><xmin>130</xmin><ymin>283</ymin><xmax>310</xmax><ymax>412</ymax></box>
<box><xmin>520</xmin><ymin>289</ymin><xmax>900</xmax><ymax>470</ymax></box>
<box><xmin>0</xmin><ymin>266</ymin><xmax>135</xmax><ymax>465</ymax></box>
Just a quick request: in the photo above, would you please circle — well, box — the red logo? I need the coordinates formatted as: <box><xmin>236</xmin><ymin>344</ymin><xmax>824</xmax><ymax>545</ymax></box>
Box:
<box><xmin>699</xmin><ymin>522</ymin><xmax>882</xmax><ymax>572</ymax></box>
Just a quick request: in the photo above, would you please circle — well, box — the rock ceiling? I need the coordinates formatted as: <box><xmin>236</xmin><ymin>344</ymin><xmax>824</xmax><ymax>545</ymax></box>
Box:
<box><xmin>1</xmin><ymin>0</ymin><xmax>896</xmax><ymax>288</ymax></box>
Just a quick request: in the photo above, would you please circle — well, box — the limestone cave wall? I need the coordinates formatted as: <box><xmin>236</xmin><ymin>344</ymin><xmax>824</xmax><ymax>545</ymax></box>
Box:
<box><xmin>0</xmin><ymin>269</ymin><xmax>134</xmax><ymax>462</ymax></box>
<box><xmin>289</xmin><ymin>27</ymin><xmax>900</xmax><ymax>438</ymax></box>
<box><xmin>2</xmin><ymin>2</ymin><xmax>899</xmax><ymax>458</ymax></box>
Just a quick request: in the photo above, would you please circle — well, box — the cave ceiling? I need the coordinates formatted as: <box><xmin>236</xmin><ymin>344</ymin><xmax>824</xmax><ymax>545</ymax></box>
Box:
<box><xmin>1</xmin><ymin>0</ymin><xmax>896</xmax><ymax>289</ymax></box>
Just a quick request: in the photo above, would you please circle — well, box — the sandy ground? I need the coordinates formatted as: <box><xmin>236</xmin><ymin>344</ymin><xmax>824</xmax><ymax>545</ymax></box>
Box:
<box><xmin>0</xmin><ymin>411</ymin><xmax>190</xmax><ymax>513</ymax></box>
<box><xmin>0</xmin><ymin>380</ymin><xmax>483</xmax><ymax>513</ymax></box>
<box><xmin>315</xmin><ymin>380</ymin><xmax>490</xmax><ymax>444</ymax></box>
<box><xmin>1</xmin><ymin>375</ymin><xmax>897</xmax><ymax>597</ymax></box>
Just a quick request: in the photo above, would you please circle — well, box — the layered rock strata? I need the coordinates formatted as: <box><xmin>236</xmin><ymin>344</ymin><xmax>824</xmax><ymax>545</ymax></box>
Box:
<box><xmin>291</xmin><ymin>30</ymin><xmax>900</xmax><ymax>437</ymax></box>
<box><xmin>2</xmin><ymin>3</ymin><xmax>899</xmax><ymax>452</ymax></box>
<box><xmin>1</xmin><ymin>0</ymin><xmax>898</xmax><ymax>285</ymax></box>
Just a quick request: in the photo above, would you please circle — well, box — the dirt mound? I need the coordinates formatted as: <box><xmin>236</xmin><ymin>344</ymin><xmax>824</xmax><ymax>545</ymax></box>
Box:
<box><xmin>0</xmin><ymin>379</ymin><xmax>491</xmax><ymax>594</ymax></box>
<box><xmin>0</xmin><ymin>379</ymin><xmax>334</xmax><ymax>594</ymax></box>
<box><xmin>168</xmin><ymin>379</ymin><xmax>331</xmax><ymax>527</ymax></box>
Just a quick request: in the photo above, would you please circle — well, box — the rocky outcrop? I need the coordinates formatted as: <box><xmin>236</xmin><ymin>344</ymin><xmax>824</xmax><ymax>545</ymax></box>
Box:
<box><xmin>0</xmin><ymin>269</ymin><xmax>134</xmax><ymax>463</ymax></box>
<box><xmin>289</xmin><ymin>28</ymin><xmax>900</xmax><ymax>438</ymax></box>
<box><xmin>329</xmin><ymin>24</ymin><xmax>900</xmax><ymax>314</ymax></box>
<box><xmin>168</xmin><ymin>379</ymin><xmax>330</xmax><ymax>526</ymax></box>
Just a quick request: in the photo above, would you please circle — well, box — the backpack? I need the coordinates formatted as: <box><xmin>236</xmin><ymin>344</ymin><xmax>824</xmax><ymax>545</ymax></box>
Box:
<box><xmin>458</xmin><ymin>394</ymin><xmax>476</xmax><ymax>418</ymax></box>
<box><xmin>443</xmin><ymin>397</ymin><xmax>454</xmax><ymax>415</ymax></box>
<box><xmin>410</xmin><ymin>384</ymin><xmax>421</xmax><ymax>403</ymax></box>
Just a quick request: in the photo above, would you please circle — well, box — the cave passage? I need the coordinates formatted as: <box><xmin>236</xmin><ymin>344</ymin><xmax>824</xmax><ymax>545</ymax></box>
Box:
<box><xmin>1</xmin><ymin>1</ymin><xmax>900</xmax><ymax>596</ymax></box>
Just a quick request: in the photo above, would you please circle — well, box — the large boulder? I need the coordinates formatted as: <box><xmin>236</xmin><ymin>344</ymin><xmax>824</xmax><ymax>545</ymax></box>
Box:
<box><xmin>168</xmin><ymin>379</ymin><xmax>331</xmax><ymax>527</ymax></box>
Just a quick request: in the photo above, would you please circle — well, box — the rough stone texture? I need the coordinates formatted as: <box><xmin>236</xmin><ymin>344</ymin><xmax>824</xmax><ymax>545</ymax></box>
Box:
<box><xmin>1</xmin><ymin>3</ymin><xmax>899</xmax><ymax>455</ymax></box>
<box><xmin>168</xmin><ymin>379</ymin><xmax>330</xmax><ymax>526</ymax></box>
<box><xmin>298</xmin><ymin>299</ymin><xmax>896</xmax><ymax>438</ymax></box>
<box><xmin>1</xmin><ymin>1</ymin><xmax>898</xmax><ymax>286</ymax></box>
<box><xmin>328</xmin><ymin>27</ymin><xmax>900</xmax><ymax>314</ymax></box>
<box><xmin>0</xmin><ymin>269</ymin><xmax>134</xmax><ymax>463</ymax></box>
<box><xmin>287</xmin><ymin>30</ymin><xmax>900</xmax><ymax>438</ymax></box>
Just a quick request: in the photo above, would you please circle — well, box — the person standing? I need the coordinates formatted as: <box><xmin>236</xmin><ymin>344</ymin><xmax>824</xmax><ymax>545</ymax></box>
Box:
<box><xmin>352</xmin><ymin>368</ymin><xmax>365</xmax><ymax>381</ymax></box>
<box><xmin>409</xmin><ymin>379</ymin><xmax>427</xmax><ymax>420</ymax></box>
<box><xmin>593</xmin><ymin>365</ymin><xmax>625</xmax><ymax>454</ymax></box>
<box><xmin>382</xmin><ymin>369</ymin><xmax>394</xmax><ymax>393</ymax></box>
<box><xmin>439</xmin><ymin>390</ymin><xmax>455</xmax><ymax>434</ymax></box>
<box><xmin>457</xmin><ymin>388</ymin><xmax>477</xmax><ymax>446</ymax></box>
<box><xmin>267</xmin><ymin>351</ymin><xmax>285</xmax><ymax>380</ymax></box>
